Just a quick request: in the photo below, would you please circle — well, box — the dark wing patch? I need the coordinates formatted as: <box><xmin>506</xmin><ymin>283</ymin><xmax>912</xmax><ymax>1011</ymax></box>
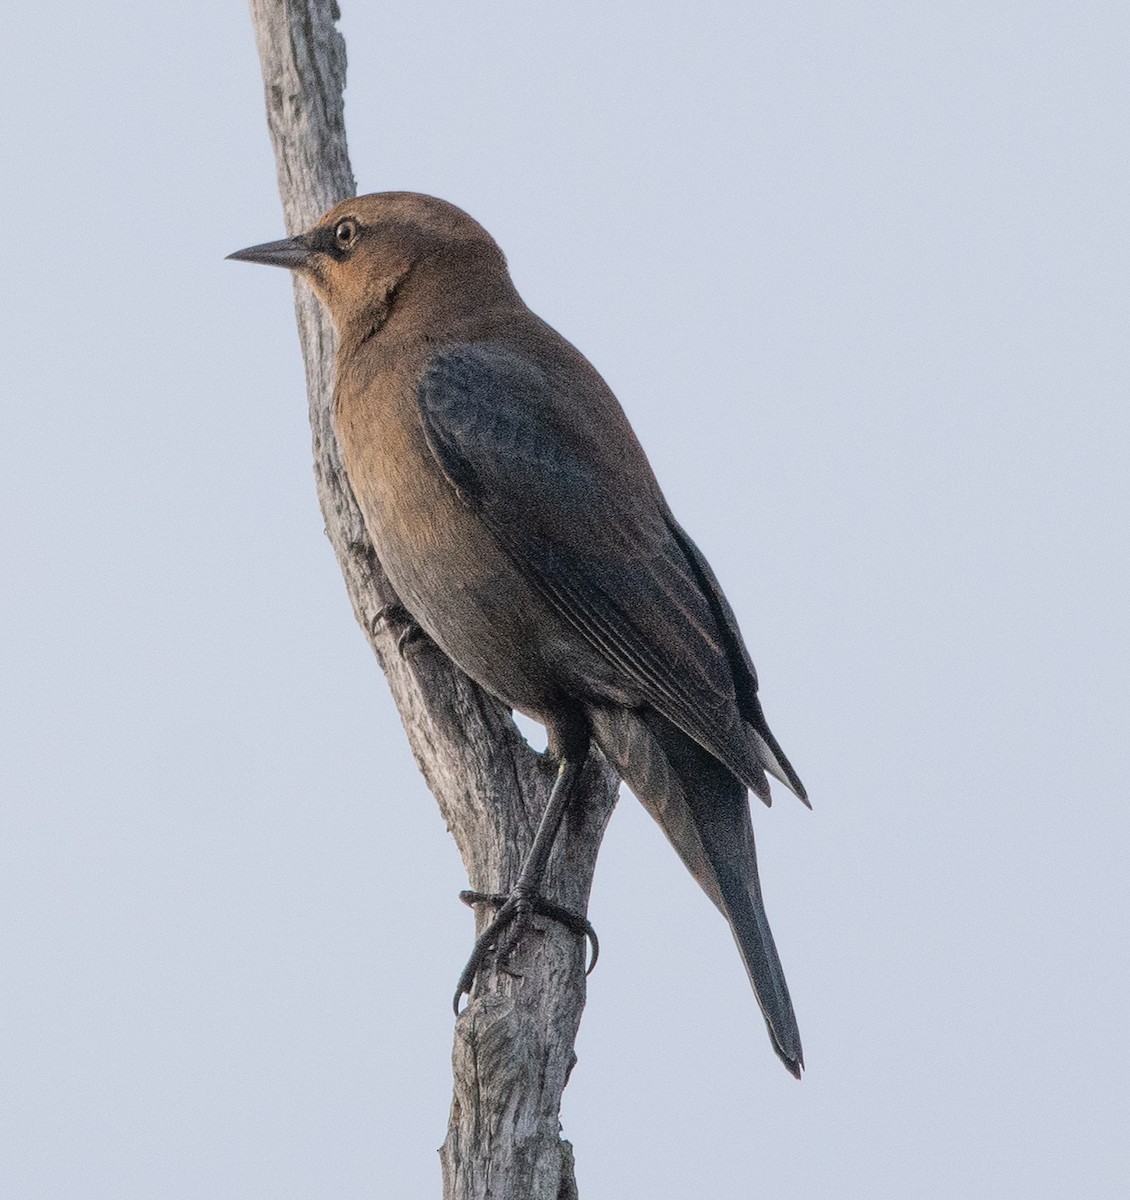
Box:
<box><xmin>419</xmin><ymin>347</ymin><xmax>590</xmax><ymax>505</ymax></box>
<box><xmin>418</xmin><ymin>343</ymin><xmax>767</xmax><ymax>794</ymax></box>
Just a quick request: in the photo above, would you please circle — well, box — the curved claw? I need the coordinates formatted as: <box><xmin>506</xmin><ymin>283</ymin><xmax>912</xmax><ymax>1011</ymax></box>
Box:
<box><xmin>453</xmin><ymin>894</ymin><xmax>521</xmax><ymax>1014</ymax></box>
<box><xmin>525</xmin><ymin>896</ymin><xmax>599</xmax><ymax>976</ymax></box>
<box><xmin>370</xmin><ymin>601</ymin><xmax>429</xmax><ymax>657</ymax></box>
<box><xmin>396</xmin><ymin>623</ymin><xmax>427</xmax><ymax>656</ymax></box>
<box><xmin>453</xmin><ymin>890</ymin><xmax>599</xmax><ymax>1013</ymax></box>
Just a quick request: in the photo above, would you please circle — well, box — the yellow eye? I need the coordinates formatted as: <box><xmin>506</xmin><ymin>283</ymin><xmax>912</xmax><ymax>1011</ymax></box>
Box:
<box><xmin>334</xmin><ymin>218</ymin><xmax>359</xmax><ymax>249</ymax></box>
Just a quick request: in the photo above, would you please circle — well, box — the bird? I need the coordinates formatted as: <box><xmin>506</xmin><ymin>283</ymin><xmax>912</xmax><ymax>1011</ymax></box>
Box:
<box><xmin>229</xmin><ymin>193</ymin><xmax>809</xmax><ymax>1077</ymax></box>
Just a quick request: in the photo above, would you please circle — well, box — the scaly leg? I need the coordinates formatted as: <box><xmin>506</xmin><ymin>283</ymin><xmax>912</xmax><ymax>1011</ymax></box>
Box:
<box><xmin>453</xmin><ymin>757</ymin><xmax>598</xmax><ymax>1012</ymax></box>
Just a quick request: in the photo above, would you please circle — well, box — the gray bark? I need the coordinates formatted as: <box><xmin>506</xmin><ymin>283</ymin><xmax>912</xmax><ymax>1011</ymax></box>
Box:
<box><xmin>243</xmin><ymin>2</ymin><xmax>619</xmax><ymax>1196</ymax></box>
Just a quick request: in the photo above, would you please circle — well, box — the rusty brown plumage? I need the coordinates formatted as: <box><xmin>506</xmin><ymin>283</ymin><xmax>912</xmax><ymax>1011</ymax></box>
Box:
<box><xmin>229</xmin><ymin>192</ymin><xmax>809</xmax><ymax>1076</ymax></box>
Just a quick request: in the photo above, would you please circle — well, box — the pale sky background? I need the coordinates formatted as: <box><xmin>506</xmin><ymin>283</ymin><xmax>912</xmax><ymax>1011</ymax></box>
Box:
<box><xmin>3</xmin><ymin>2</ymin><xmax>1128</xmax><ymax>1197</ymax></box>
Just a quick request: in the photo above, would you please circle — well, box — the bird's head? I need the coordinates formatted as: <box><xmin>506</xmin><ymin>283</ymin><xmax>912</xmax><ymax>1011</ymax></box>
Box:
<box><xmin>228</xmin><ymin>192</ymin><xmax>509</xmax><ymax>336</ymax></box>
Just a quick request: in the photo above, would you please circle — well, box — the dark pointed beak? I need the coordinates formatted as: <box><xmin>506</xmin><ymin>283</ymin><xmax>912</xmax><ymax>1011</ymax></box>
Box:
<box><xmin>226</xmin><ymin>235</ymin><xmax>316</xmax><ymax>270</ymax></box>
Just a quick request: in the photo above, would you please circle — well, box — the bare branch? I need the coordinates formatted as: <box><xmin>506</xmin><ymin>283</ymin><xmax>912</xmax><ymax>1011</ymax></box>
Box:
<box><xmin>243</xmin><ymin>3</ymin><xmax>618</xmax><ymax>1195</ymax></box>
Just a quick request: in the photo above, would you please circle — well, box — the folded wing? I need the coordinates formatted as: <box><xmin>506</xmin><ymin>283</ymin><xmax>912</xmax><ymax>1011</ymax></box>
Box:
<box><xmin>417</xmin><ymin>341</ymin><xmax>804</xmax><ymax>804</ymax></box>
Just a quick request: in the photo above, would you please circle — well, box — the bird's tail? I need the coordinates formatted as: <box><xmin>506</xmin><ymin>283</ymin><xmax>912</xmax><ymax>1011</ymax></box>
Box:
<box><xmin>590</xmin><ymin>706</ymin><xmax>803</xmax><ymax>1077</ymax></box>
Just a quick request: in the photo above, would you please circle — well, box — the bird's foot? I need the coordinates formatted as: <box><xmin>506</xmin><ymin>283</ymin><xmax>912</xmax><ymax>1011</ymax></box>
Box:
<box><xmin>453</xmin><ymin>888</ymin><xmax>599</xmax><ymax>1012</ymax></box>
<box><xmin>372</xmin><ymin>602</ymin><xmax>429</xmax><ymax>657</ymax></box>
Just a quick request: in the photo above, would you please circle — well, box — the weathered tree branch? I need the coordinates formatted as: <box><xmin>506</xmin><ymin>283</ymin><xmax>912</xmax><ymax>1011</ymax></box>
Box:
<box><xmin>243</xmin><ymin>3</ymin><xmax>619</xmax><ymax>1196</ymax></box>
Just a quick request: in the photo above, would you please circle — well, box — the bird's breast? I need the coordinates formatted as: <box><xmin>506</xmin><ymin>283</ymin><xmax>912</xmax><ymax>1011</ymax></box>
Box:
<box><xmin>332</xmin><ymin>363</ymin><xmax>572</xmax><ymax>717</ymax></box>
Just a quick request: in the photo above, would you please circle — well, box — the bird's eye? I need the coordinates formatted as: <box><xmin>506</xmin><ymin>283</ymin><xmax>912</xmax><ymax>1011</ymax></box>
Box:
<box><xmin>334</xmin><ymin>218</ymin><xmax>359</xmax><ymax>249</ymax></box>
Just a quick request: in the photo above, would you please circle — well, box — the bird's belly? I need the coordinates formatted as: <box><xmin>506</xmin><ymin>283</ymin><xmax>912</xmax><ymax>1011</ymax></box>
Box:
<box><xmin>336</xmin><ymin>376</ymin><xmax>633</xmax><ymax>723</ymax></box>
<box><xmin>348</xmin><ymin>451</ymin><xmax>574</xmax><ymax>717</ymax></box>
<box><xmin>395</xmin><ymin>539</ymin><xmax>561</xmax><ymax>713</ymax></box>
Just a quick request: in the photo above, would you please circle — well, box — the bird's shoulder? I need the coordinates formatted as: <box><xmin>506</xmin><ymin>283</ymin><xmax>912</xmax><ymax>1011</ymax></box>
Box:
<box><xmin>418</xmin><ymin>325</ymin><xmax>660</xmax><ymax>515</ymax></box>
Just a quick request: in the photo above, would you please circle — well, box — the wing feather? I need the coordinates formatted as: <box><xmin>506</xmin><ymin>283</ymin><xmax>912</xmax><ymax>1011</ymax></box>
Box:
<box><xmin>418</xmin><ymin>342</ymin><xmax>787</xmax><ymax>797</ymax></box>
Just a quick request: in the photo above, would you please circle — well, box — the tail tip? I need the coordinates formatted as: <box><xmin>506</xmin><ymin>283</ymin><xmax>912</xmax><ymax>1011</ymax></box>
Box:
<box><xmin>764</xmin><ymin>1013</ymin><xmax>804</xmax><ymax>1078</ymax></box>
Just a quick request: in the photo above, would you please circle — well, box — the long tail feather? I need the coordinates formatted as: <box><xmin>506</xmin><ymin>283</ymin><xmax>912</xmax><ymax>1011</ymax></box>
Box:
<box><xmin>590</xmin><ymin>707</ymin><xmax>803</xmax><ymax>1076</ymax></box>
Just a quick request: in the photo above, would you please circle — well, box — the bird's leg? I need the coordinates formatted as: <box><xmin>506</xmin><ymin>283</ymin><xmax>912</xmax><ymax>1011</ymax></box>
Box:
<box><xmin>454</xmin><ymin>757</ymin><xmax>598</xmax><ymax>1011</ymax></box>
